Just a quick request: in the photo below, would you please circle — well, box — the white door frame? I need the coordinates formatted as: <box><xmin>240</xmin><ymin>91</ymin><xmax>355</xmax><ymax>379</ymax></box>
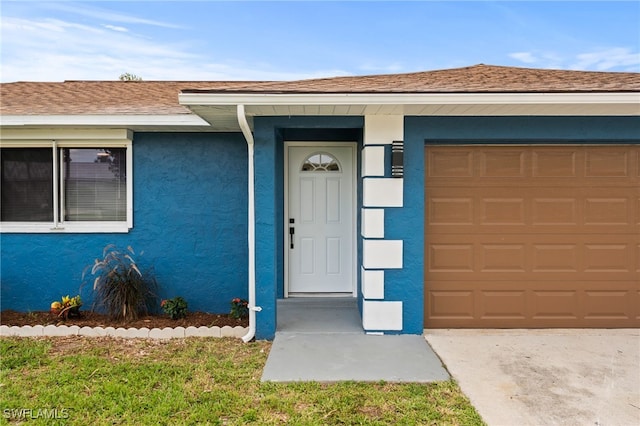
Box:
<box><xmin>284</xmin><ymin>141</ymin><xmax>358</xmax><ymax>297</ymax></box>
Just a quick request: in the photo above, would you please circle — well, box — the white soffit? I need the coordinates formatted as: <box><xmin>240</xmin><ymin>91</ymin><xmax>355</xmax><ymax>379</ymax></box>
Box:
<box><xmin>180</xmin><ymin>92</ymin><xmax>640</xmax><ymax>117</ymax></box>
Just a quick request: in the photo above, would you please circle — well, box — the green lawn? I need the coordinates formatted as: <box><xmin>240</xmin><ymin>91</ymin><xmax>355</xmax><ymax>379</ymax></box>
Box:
<box><xmin>0</xmin><ymin>337</ymin><xmax>484</xmax><ymax>425</ymax></box>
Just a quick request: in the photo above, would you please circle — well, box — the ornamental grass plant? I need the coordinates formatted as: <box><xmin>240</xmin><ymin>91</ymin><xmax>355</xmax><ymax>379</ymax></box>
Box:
<box><xmin>82</xmin><ymin>244</ymin><xmax>158</xmax><ymax>322</ymax></box>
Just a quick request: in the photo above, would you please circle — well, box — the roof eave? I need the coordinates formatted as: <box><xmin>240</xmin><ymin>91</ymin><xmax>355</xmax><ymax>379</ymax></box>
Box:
<box><xmin>179</xmin><ymin>92</ymin><xmax>640</xmax><ymax>106</ymax></box>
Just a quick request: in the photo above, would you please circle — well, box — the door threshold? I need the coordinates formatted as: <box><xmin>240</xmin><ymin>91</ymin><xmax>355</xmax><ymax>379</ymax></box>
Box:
<box><xmin>287</xmin><ymin>292</ymin><xmax>354</xmax><ymax>298</ymax></box>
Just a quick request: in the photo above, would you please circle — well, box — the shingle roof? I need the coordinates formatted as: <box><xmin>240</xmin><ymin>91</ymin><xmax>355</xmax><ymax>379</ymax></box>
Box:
<box><xmin>184</xmin><ymin>64</ymin><xmax>640</xmax><ymax>94</ymax></box>
<box><xmin>2</xmin><ymin>64</ymin><xmax>639</xmax><ymax>116</ymax></box>
<box><xmin>0</xmin><ymin>81</ymin><xmax>262</xmax><ymax>115</ymax></box>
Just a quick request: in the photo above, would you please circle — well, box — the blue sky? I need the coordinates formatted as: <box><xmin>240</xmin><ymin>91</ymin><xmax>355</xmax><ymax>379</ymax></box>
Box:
<box><xmin>1</xmin><ymin>1</ymin><xmax>639</xmax><ymax>82</ymax></box>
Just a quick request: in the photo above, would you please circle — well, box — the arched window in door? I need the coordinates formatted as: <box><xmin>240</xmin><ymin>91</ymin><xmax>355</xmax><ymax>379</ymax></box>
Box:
<box><xmin>301</xmin><ymin>152</ymin><xmax>341</xmax><ymax>172</ymax></box>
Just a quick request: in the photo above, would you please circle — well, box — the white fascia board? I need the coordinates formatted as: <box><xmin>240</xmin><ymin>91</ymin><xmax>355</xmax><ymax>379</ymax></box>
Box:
<box><xmin>0</xmin><ymin>128</ymin><xmax>132</xmax><ymax>140</ymax></box>
<box><xmin>0</xmin><ymin>114</ymin><xmax>211</xmax><ymax>127</ymax></box>
<box><xmin>179</xmin><ymin>92</ymin><xmax>639</xmax><ymax>107</ymax></box>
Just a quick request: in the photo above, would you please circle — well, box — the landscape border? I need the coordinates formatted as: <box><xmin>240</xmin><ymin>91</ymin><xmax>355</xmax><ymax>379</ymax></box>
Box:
<box><xmin>0</xmin><ymin>324</ymin><xmax>249</xmax><ymax>339</ymax></box>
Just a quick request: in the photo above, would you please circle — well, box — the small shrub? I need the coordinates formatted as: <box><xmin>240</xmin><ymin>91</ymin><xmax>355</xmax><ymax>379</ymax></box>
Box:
<box><xmin>230</xmin><ymin>298</ymin><xmax>249</xmax><ymax>319</ymax></box>
<box><xmin>50</xmin><ymin>295</ymin><xmax>82</xmax><ymax>319</ymax></box>
<box><xmin>82</xmin><ymin>244</ymin><xmax>157</xmax><ymax>321</ymax></box>
<box><xmin>161</xmin><ymin>297</ymin><xmax>188</xmax><ymax>320</ymax></box>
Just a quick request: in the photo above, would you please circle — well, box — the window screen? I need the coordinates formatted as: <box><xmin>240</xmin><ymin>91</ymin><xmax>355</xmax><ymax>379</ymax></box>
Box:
<box><xmin>1</xmin><ymin>148</ymin><xmax>54</xmax><ymax>222</ymax></box>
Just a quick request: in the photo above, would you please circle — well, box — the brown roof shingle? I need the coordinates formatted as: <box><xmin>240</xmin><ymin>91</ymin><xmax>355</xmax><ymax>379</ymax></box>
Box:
<box><xmin>186</xmin><ymin>64</ymin><xmax>640</xmax><ymax>94</ymax></box>
<box><xmin>1</xmin><ymin>65</ymin><xmax>638</xmax><ymax>116</ymax></box>
<box><xmin>0</xmin><ymin>81</ymin><xmax>264</xmax><ymax>115</ymax></box>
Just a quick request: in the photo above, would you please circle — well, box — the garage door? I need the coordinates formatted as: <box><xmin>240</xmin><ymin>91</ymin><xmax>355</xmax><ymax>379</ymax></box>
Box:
<box><xmin>425</xmin><ymin>145</ymin><xmax>640</xmax><ymax>328</ymax></box>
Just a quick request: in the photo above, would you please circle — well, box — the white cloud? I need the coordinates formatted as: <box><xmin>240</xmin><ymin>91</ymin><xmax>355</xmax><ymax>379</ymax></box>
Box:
<box><xmin>0</xmin><ymin>15</ymin><xmax>345</xmax><ymax>82</ymax></box>
<box><xmin>571</xmin><ymin>48</ymin><xmax>640</xmax><ymax>71</ymax></box>
<box><xmin>46</xmin><ymin>3</ymin><xmax>183</xmax><ymax>29</ymax></box>
<box><xmin>509</xmin><ymin>48</ymin><xmax>640</xmax><ymax>71</ymax></box>
<box><xmin>358</xmin><ymin>62</ymin><xmax>406</xmax><ymax>74</ymax></box>
<box><xmin>509</xmin><ymin>52</ymin><xmax>538</xmax><ymax>64</ymax></box>
<box><xmin>103</xmin><ymin>25</ymin><xmax>128</xmax><ymax>33</ymax></box>
<box><xmin>4</xmin><ymin>16</ymin><xmax>101</xmax><ymax>35</ymax></box>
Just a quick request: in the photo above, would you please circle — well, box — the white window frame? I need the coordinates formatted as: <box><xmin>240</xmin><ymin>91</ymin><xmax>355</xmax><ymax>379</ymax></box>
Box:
<box><xmin>0</xmin><ymin>129</ymin><xmax>133</xmax><ymax>233</ymax></box>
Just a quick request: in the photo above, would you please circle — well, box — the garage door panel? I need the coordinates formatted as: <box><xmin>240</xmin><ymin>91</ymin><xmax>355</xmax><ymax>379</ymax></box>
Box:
<box><xmin>428</xmin><ymin>288</ymin><xmax>475</xmax><ymax>320</ymax></box>
<box><xmin>428</xmin><ymin>195</ymin><xmax>474</xmax><ymax>225</ymax></box>
<box><xmin>532</xmin><ymin>197</ymin><xmax>578</xmax><ymax>225</ymax></box>
<box><xmin>425</xmin><ymin>145</ymin><xmax>640</xmax><ymax>328</ymax></box>
<box><xmin>480</xmin><ymin>244</ymin><xmax>526</xmax><ymax>272</ymax></box>
<box><xmin>532</xmin><ymin>149</ymin><xmax>578</xmax><ymax>177</ymax></box>
<box><xmin>427</xmin><ymin>149</ymin><xmax>473</xmax><ymax>177</ymax></box>
<box><xmin>428</xmin><ymin>234</ymin><xmax>637</xmax><ymax>278</ymax></box>
<box><xmin>426</xmin><ymin>281</ymin><xmax>639</xmax><ymax>327</ymax></box>
<box><xmin>428</xmin><ymin>187</ymin><xmax>638</xmax><ymax>234</ymax></box>
<box><xmin>427</xmin><ymin>145</ymin><xmax>639</xmax><ymax>182</ymax></box>
<box><xmin>531</xmin><ymin>290</ymin><xmax>579</xmax><ymax>320</ymax></box>
<box><xmin>584</xmin><ymin>243</ymin><xmax>631</xmax><ymax>272</ymax></box>
<box><xmin>428</xmin><ymin>224</ymin><xmax>638</xmax><ymax>235</ymax></box>
<box><xmin>584</xmin><ymin>198</ymin><xmax>628</xmax><ymax>225</ymax></box>
<box><xmin>532</xmin><ymin>244</ymin><xmax>578</xmax><ymax>272</ymax></box>
<box><xmin>481</xmin><ymin>197</ymin><xmax>525</xmax><ymax>225</ymax></box>
<box><xmin>428</xmin><ymin>243</ymin><xmax>474</xmax><ymax>273</ymax></box>
<box><xmin>584</xmin><ymin>148</ymin><xmax>632</xmax><ymax>177</ymax></box>
<box><xmin>584</xmin><ymin>194</ymin><xmax>636</xmax><ymax>226</ymax></box>
<box><xmin>582</xmin><ymin>290</ymin><xmax>635</xmax><ymax>320</ymax></box>
<box><xmin>479</xmin><ymin>150</ymin><xmax>526</xmax><ymax>177</ymax></box>
<box><xmin>479</xmin><ymin>290</ymin><xmax>527</xmax><ymax>319</ymax></box>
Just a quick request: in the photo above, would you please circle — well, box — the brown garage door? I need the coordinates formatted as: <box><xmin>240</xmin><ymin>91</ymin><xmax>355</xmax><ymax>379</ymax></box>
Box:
<box><xmin>425</xmin><ymin>145</ymin><xmax>640</xmax><ymax>328</ymax></box>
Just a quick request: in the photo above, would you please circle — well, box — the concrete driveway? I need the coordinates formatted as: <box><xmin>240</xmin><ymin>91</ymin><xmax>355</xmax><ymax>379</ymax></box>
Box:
<box><xmin>425</xmin><ymin>329</ymin><xmax>640</xmax><ymax>426</ymax></box>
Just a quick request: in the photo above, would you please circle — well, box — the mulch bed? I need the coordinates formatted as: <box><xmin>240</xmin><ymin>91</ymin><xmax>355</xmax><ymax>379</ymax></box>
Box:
<box><xmin>0</xmin><ymin>310</ymin><xmax>248</xmax><ymax>329</ymax></box>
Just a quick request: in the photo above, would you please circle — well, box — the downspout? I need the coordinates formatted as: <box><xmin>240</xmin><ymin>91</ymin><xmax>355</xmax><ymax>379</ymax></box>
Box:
<box><xmin>237</xmin><ymin>104</ymin><xmax>261</xmax><ymax>342</ymax></box>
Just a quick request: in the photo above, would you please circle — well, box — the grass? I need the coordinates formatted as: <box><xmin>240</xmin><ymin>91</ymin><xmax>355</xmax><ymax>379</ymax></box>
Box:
<box><xmin>0</xmin><ymin>337</ymin><xmax>484</xmax><ymax>425</ymax></box>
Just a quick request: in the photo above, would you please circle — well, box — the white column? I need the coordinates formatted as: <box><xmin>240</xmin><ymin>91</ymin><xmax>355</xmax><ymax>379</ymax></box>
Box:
<box><xmin>360</xmin><ymin>115</ymin><xmax>404</xmax><ymax>333</ymax></box>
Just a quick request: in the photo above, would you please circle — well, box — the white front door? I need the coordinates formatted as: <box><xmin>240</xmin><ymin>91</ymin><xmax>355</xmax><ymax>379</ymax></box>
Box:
<box><xmin>286</xmin><ymin>143</ymin><xmax>355</xmax><ymax>294</ymax></box>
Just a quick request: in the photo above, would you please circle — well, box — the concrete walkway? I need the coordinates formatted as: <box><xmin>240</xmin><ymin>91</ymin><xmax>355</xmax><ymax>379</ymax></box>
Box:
<box><xmin>425</xmin><ymin>329</ymin><xmax>640</xmax><ymax>426</ymax></box>
<box><xmin>261</xmin><ymin>298</ymin><xmax>449</xmax><ymax>382</ymax></box>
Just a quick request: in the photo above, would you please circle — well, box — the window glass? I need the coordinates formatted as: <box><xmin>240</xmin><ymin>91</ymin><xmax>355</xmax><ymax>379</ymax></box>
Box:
<box><xmin>301</xmin><ymin>153</ymin><xmax>340</xmax><ymax>172</ymax></box>
<box><xmin>1</xmin><ymin>148</ymin><xmax>54</xmax><ymax>221</ymax></box>
<box><xmin>0</xmin><ymin>147</ymin><xmax>128</xmax><ymax>225</ymax></box>
<box><xmin>64</xmin><ymin>148</ymin><xmax>127</xmax><ymax>221</ymax></box>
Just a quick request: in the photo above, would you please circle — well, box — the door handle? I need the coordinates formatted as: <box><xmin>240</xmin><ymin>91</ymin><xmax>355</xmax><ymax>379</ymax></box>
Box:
<box><xmin>289</xmin><ymin>226</ymin><xmax>295</xmax><ymax>249</ymax></box>
<box><xmin>289</xmin><ymin>218</ymin><xmax>295</xmax><ymax>249</ymax></box>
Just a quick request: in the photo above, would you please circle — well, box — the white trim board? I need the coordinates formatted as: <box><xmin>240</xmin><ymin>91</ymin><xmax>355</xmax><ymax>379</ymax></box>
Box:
<box><xmin>180</xmin><ymin>92</ymin><xmax>639</xmax><ymax>107</ymax></box>
<box><xmin>283</xmin><ymin>141</ymin><xmax>358</xmax><ymax>298</ymax></box>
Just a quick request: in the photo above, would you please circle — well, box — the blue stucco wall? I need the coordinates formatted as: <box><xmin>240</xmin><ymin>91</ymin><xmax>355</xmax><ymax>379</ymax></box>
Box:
<box><xmin>1</xmin><ymin>133</ymin><xmax>248</xmax><ymax>314</ymax></box>
<box><xmin>250</xmin><ymin>115</ymin><xmax>640</xmax><ymax>338</ymax></box>
<box><xmin>252</xmin><ymin>116</ymin><xmax>364</xmax><ymax>339</ymax></box>
<box><xmin>381</xmin><ymin>120</ymin><xmax>425</xmax><ymax>334</ymax></box>
<box><xmin>6</xmin><ymin>116</ymin><xmax>635</xmax><ymax>337</ymax></box>
<box><xmin>411</xmin><ymin>116</ymin><xmax>640</xmax><ymax>142</ymax></box>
